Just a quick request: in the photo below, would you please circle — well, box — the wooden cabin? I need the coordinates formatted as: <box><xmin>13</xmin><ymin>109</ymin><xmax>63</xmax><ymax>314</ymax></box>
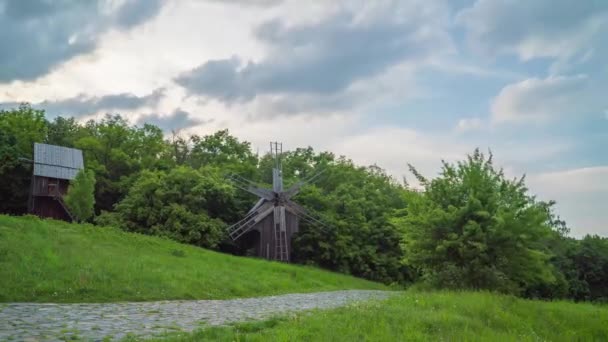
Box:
<box><xmin>28</xmin><ymin>143</ymin><xmax>84</xmax><ymax>221</ymax></box>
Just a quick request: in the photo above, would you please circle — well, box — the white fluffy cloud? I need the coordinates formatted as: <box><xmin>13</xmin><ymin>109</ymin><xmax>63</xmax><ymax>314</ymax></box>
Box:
<box><xmin>455</xmin><ymin>117</ymin><xmax>484</xmax><ymax>132</ymax></box>
<box><xmin>528</xmin><ymin>167</ymin><xmax>608</xmax><ymax>236</ymax></box>
<box><xmin>491</xmin><ymin>75</ymin><xmax>606</xmax><ymax>123</ymax></box>
<box><xmin>530</xmin><ymin>167</ymin><xmax>608</xmax><ymax>194</ymax></box>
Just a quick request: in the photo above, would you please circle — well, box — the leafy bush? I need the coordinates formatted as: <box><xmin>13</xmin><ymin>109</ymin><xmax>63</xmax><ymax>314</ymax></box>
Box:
<box><xmin>64</xmin><ymin>169</ymin><xmax>96</xmax><ymax>222</ymax></box>
<box><xmin>112</xmin><ymin>166</ymin><xmax>233</xmax><ymax>248</ymax></box>
<box><xmin>396</xmin><ymin>149</ymin><xmax>559</xmax><ymax>295</ymax></box>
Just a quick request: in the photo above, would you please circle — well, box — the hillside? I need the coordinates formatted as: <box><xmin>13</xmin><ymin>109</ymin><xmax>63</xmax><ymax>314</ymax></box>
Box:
<box><xmin>0</xmin><ymin>215</ymin><xmax>386</xmax><ymax>303</ymax></box>
<box><xmin>153</xmin><ymin>291</ymin><xmax>608</xmax><ymax>341</ymax></box>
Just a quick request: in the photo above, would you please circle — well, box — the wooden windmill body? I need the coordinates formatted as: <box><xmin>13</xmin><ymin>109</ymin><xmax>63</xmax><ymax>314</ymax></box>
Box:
<box><xmin>27</xmin><ymin>143</ymin><xmax>83</xmax><ymax>222</ymax></box>
<box><xmin>227</xmin><ymin>142</ymin><xmax>326</xmax><ymax>262</ymax></box>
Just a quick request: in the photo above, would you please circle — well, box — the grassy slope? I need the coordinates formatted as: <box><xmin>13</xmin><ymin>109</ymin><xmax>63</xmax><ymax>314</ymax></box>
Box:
<box><xmin>0</xmin><ymin>215</ymin><xmax>386</xmax><ymax>302</ymax></box>
<box><xmin>153</xmin><ymin>291</ymin><xmax>608</xmax><ymax>342</ymax></box>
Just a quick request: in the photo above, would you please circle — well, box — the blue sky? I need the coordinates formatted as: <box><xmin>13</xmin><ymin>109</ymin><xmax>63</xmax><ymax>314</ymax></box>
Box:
<box><xmin>0</xmin><ymin>0</ymin><xmax>606</xmax><ymax>236</ymax></box>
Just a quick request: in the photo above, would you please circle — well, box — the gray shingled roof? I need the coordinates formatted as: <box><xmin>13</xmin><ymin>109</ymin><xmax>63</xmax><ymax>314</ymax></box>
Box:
<box><xmin>33</xmin><ymin>143</ymin><xmax>84</xmax><ymax>180</ymax></box>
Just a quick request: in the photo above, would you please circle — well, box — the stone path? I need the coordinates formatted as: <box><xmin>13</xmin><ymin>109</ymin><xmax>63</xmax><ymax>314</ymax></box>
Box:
<box><xmin>0</xmin><ymin>290</ymin><xmax>393</xmax><ymax>341</ymax></box>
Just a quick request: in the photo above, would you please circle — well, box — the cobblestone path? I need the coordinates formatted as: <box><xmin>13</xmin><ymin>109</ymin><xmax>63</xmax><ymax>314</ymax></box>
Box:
<box><xmin>0</xmin><ymin>290</ymin><xmax>393</xmax><ymax>341</ymax></box>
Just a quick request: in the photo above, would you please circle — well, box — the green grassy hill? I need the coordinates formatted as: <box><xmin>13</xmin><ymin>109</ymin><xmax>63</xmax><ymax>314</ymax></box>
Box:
<box><xmin>3</xmin><ymin>215</ymin><xmax>606</xmax><ymax>341</ymax></box>
<box><xmin>153</xmin><ymin>291</ymin><xmax>608</xmax><ymax>341</ymax></box>
<box><xmin>0</xmin><ymin>215</ymin><xmax>386</xmax><ymax>303</ymax></box>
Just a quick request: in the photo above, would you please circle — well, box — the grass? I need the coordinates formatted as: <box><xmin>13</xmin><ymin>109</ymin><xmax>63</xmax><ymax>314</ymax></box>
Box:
<box><xmin>0</xmin><ymin>215</ymin><xmax>386</xmax><ymax>302</ymax></box>
<box><xmin>146</xmin><ymin>291</ymin><xmax>608</xmax><ymax>341</ymax></box>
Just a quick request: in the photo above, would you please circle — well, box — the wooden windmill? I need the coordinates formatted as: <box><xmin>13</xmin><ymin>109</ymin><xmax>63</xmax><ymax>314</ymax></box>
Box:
<box><xmin>226</xmin><ymin>142</ymin><xmax>327</xmax><ymax>262</ymax></box>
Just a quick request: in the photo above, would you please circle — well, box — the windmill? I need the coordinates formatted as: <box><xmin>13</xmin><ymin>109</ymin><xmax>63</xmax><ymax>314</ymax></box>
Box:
<box><xmin>226</xmin><ymin>142</ymin><xmax>327</xmax><ymax>262</ymax></box>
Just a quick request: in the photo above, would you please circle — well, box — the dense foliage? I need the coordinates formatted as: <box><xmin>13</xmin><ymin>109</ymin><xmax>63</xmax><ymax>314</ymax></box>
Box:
<box><xmin>103</xmin><ymin>167</ymin><xmax>233</xmax><ymax>248</ymax></box>
<box><xmin>396</xmin><ymin>151</ymin><xmax>558</xmax><ymax>295</ymax></box>
<box><xmin>0</xmin><ymin>105</ymin><xmax>47</xmax><ymax>214</ymax></box>
<box><xmin>1</xmin><ymin>104</ymin><xmax>606</xmax><ymax>301</ymax></box>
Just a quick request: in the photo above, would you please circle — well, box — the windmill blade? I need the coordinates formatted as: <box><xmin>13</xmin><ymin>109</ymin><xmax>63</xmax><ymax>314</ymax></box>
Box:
<box><xmin>226</xmin><ymin>174</ymin><xmax>275</xmax><ymax>201</ymax></box>
<box><xmin>248</xmin><ymin>198</ymin><xmax>265</xmax><ymax>214</ymax></box>
<box><xmin>283</xmin><ymin>199</ymin><xmax>330</xmax><ymax>230</ymax></box>
<box><xmin>227</xmin><ymin>201</ymin><xmax>274</xmax><ymax>240</ymax></box>
<box><xmin>283</xmin><ymin>169</ymin><xmax>326</xmax><ymax>200</ymax></box>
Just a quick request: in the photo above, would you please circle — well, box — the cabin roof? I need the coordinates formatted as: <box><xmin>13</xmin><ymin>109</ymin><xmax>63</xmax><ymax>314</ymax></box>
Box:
<box><xmin>33</xmin><ymin>143</ymin><xmax>84</xmax><ymax>180</ymax></box>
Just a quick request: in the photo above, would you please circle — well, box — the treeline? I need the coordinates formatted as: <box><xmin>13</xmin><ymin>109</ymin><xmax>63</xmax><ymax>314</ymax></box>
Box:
<box><xmin>1</xmin><ymin>104</ymin><xmax>607</xmax><ymax>302</ymax></box>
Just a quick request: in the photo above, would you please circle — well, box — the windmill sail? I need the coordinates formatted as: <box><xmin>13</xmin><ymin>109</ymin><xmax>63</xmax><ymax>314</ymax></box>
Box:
<box><xmin>228</xmin><ymin>202</ymin><xmax>274</xmax><ymax>240</ymax></box>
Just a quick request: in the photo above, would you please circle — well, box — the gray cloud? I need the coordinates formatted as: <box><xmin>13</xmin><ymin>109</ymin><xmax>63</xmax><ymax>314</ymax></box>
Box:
<box><xmin>207</xmin><ymin>0</ymin><xmax>282</xmax><ymax>6</ymax></box>
<box><xmin>456</xmin><ymin>0</ymin><xmax>608</xmax><ymax>61</ymax></box>
<box><xmin>114</xmin><ymin>0</ymin><xmax>164</xmax><ymax>28</ymax></box>
<box><xmin>0</xmin><ymin>0</ymin><xmax>164</xmax><ymax>82</ymax></box>
<box><xmin>176</xmin><ymin>2</ymin><xmax>451</xmax><ymax>107</ymax></box>
<box><xmin>0</xmin><ymin>89</ymin><xmax>164</xmax><ymax>118</ymax></box>
<box><xmin>136</xmin><ymin>108</ymin><xmax>210</xmax><ymax>133</ymax></box>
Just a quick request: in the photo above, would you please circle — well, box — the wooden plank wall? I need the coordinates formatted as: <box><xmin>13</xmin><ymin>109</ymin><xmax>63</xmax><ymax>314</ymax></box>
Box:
<box><xmin>31</xmin><ymin>176</ymin><xmax>69</xmax><ymax>197</ymax></box>
<box><xmin>30</xmin><ymin>196</ymin><xmax>71</xmax><ymax>221</ymax></box>
<box><xmin>254</xmin><ymin>211</ymin><xmax>299</xmax><ymax>260</ymax></box>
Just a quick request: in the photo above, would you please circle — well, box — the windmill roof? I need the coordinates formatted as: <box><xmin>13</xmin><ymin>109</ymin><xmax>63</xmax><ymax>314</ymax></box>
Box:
<box><xmin>33</xmin><ymin>143</ymin><xmax>84</xmax><ymax>180</ymax></box>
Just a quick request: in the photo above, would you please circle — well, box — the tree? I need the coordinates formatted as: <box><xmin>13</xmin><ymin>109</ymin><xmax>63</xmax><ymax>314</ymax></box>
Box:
<box><xmin>110</xmin><ymin>166</ymin><xmax>234</xmax><ymax>248</ymax></box>
<box><xmin>288</xmin><ymin>152</ymin><xmax>411</xmax><ymax>284</ymax></box>
<box><xmin>74</xmin><ymin>114</ymin><xmax>167</xmax><ymax>213</ymax></box>
<box><xmin>47</xmin><ymin>116</ymin><xmax>83</xmax><ymax>147</ymax></box>
<box><xmin>570</xmin><ymin>235</ymin><xmax>608</xmax><ymax>301</ymax></box>
<box><xmin>64</xmin><ymin>169</ymin><xmax>96</xmax><ymax>222</ymax></box>
<box><xmin>188</xmin><ymin>129</ymin><xmax>258</xmax><ymax>175</ymax></box>
<box><xmin>0</xmin><ymin>104</ymin><xmax>48</xmax><ymax>214</ymax></box>
<box><xmin>397</xmin><ymin>149</ymin><xmax>559</xmax><ymax>295</ymax></box>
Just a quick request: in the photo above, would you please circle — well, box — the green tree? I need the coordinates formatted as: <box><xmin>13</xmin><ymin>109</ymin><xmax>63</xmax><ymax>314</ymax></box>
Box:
<box><xmin>570</xmin><ymin>235</ymin><xmax>608</xmax><ymax>301</ymax></box>
<box><xmin>0</xmin><ymin>104</ymin><xmax>48</xmax><ymax>156</ymax></box>
<box><xmin>74</xmin><ymin>115</ymin><xmax>167</xmax><ymax>213</ymax></box>
<box><xmin>110</xmin><ymin>166</ymin><xmax>234</xmax><ymax>248</ymax></box>
<box><xmin>0</xmin><ymin>104</ymin><xmax>48</xmax><ymax>214</ymax></box>
<box><xmin>46</xmin><ymin>116</ymin><xmax>83</xmax><ymax>147</ymax></box>
<box><xmin>285</xmin><ymin>151</ymin><xmax>411</xmax><ymax>284</ymax></box>
<box><xmin>397</xmin><ymin>149</ymin><xmax>559</xmax><ymax>295</ymax></box>
<box><xmin>64</xmin><ymin>169</ymin><xmax>96</xmax><ymax>222</ymax></box>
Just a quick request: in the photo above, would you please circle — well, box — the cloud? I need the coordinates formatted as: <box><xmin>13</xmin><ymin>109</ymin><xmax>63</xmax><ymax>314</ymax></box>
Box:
<box><xmin>455</xmin><ymin>117</ymin><xmax>484</xmax><ymax>133</ymax></box>
<box><xmin>113</xmin><ymin>0</ymin><xmax>163</xmax><ymax>28</ymax></box>
<box><xmin>176</xmin><ymin>1</ymin><xmax>452</xmax><ymax>112</ymax></box>
<box><xmin>328</xmin><ymin>126</ymin><xmax>470</xmax><ymax>185</ymax></box>
<box><xmin>136</xmin><ymin>108</ymin><xmax>209</xmax><ymax>133</ymax></box>
<box><xmin>456</xmin><ymin>0</ymin><xmax>608</xmax><ymax>62</ymax></box>
<box><xmin>528</xmin><ymin>166</ymin><xmax>608</xmax><ymax>236</ymax></box>
<box><xmin>206</xmin><ymin>0</ymin><xmax>282</xmax><ymax>6</ymax></box>
<box><xmin>0</xmin><ymin>89</ymin><xmax>164</xmax><ymax>118</ymax></box>
<box><xmin>491</xmin><ymin>75</ymin><xmax>606</xmax><ymax>123</ymax></box>
<box><xmin>176</xmin><ymin>57</ymin><xmax>248</xmax><ymax>103</ymax></box>
<box><xmin>0</xmin><ymin>0</ymin><xmax>164</xmax><ymax>82</ymax></box>
<box><xmin>530</xmin><ymin>166</ymin><xmax>608</xmax><ymax>194</ymax></box>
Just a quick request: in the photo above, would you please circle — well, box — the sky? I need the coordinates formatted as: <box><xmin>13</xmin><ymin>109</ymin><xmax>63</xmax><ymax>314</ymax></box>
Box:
<box><xmin>0</xmin><ymin>0</ymin><xmax>606</xmax><ymax>237</ymax></box>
